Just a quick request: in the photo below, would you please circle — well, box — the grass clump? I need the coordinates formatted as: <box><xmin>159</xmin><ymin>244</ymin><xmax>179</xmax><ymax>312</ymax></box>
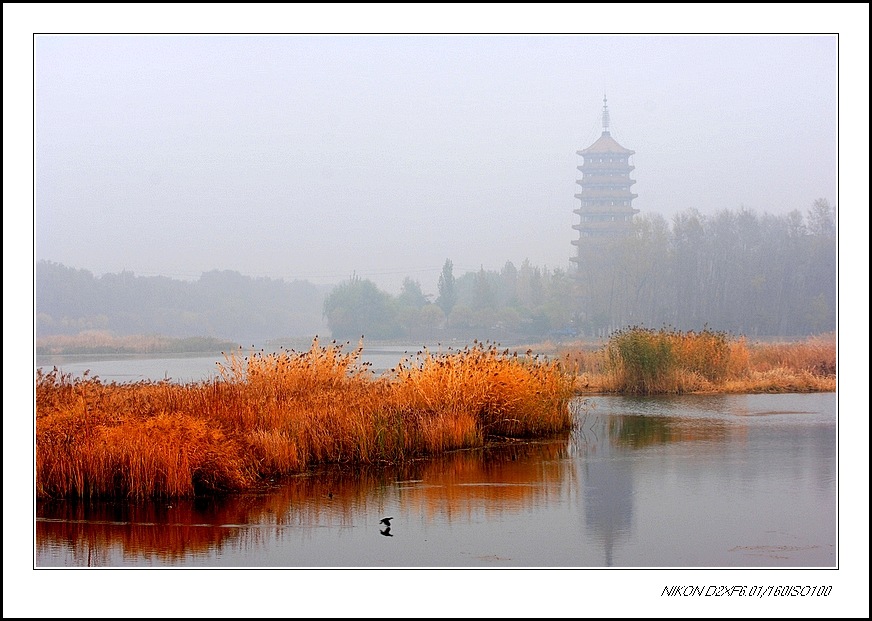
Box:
<box><xmin>606</xmin><ymin>327</ymin><xmax>679</xmax><ymax>394</ymax></box>
<box><xmin>604</xmin><ymin>326</ymin><xmax>733</xmax><ymax>394</ymax></box>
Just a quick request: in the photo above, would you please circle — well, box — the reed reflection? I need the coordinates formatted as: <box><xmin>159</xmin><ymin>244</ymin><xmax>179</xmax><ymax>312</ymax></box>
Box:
<box><xmin>36</xmin><ymin>438</ymin><xmax>574</xmax><ymax>565</ymax></box>
<box><xmin>36</xmin><ymin>498</ymin><xmax>244</xmax><ymax>565</ymax></box>
<box><xmin>609</xmin><ymin>414</ymin><xmax>731</xmax><ymax>448</ymax></box>
<box><xmin>36</xmin><ymin>410</ymin><xmax>753</xmax><ymax>567</ymax></box>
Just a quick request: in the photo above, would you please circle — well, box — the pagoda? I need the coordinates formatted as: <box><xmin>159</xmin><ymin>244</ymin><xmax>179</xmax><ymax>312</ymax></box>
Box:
<box><xmin>570</xmin><ymin>96</ymin><xmax>638</xmax><ymax>266</ymax></box>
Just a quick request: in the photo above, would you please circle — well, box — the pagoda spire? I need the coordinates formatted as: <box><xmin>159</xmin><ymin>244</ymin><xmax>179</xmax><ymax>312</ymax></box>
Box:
<box><xmin>601</xmin><ymin>94</ymin><xmax>610</xmax><ymax>135</ymax></box>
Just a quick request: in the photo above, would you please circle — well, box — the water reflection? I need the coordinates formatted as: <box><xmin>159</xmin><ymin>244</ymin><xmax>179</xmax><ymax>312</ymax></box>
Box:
<box><xmin>574</xmin><ymin>412</ymin><xmax>732</xmax><ymax>565</ymax></box>
<box><xmin>37</xmin><ymin>440</ymin><xmax>573</xmax><ymax>566</ymax></box>
<box><xmin>36</xmin><ymin>394</ymin><xmax>836</xmax><ymax>567</ymax></box>
<box><xmin>567</xmin><ymin>394</ymin><xmax>834</xmax><ymax>567</ymax></box>
<box><xmin>577</xmin><ymin>419</ymin><xmax>633</xmax><ymax>567</ymax></box>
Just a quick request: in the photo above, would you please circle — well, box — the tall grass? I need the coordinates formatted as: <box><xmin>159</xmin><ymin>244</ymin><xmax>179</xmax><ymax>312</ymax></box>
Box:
<box><xmin>35</xmin><ymin>331</ymin><xmax>836</xmax><ymax>499</ymax></box>
<box><xmin>559</xmin><ymin>328</ymin><xmax>836</xmax><ymax>394</ymax></box>
<box><xmin>36</xmin><ymin>338</ymin><xmax>576</xmax><ymax>500</ymax></box>
<box><xmin>746</xmin><ymin>332</ymin><xmax>836</xmax><ymax>376</ymax></box>
<box><xmin>604</xmin><ymin>326</ymin><xmax>733</xmax><ymax>394</ymax></box>
<box><xmin>35</xmin><ymin>370</ymin><xmax>253</xmax><ymax>499</ymax></box>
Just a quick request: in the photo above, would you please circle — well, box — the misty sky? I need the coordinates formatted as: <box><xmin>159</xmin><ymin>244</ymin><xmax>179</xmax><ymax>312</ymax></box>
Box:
<box><xmin>33</xmin><ymin>33</ymin><xmax>841</xmax><ymax>294</ymax></box>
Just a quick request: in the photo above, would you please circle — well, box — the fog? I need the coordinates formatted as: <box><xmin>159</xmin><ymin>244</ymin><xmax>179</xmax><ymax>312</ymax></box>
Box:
<box><xmin>8</xmin><ymin>4</ymin><xmax>870</xmax><ymax>619</ymax></box>
<box><xmin>31</xmin><ymin>31</ymin><xmax>841</xmax><ymax>295</ymax></box>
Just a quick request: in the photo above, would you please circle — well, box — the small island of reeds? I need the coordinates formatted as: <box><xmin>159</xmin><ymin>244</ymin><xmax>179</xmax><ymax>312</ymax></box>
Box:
<box><xmin>35</xmin><ymin>328</ymin><xmax>836</xmax><ymax>500</ymax></box>
<box><xmin>36</xmin><ymin>338</ymin><xmax>575</xmax><ymax>500</ymax></box>
<box><xmin>558</xmin><ymin>327</ymin><xmax>836</xmax><ymax>395</ymax></box>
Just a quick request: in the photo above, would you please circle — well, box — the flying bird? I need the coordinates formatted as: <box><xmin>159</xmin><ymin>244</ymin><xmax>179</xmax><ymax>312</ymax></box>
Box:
<box><xmin>379</xmin><ymin>516</ymin><xmax>393</xmax><ymax>526</ymax></box>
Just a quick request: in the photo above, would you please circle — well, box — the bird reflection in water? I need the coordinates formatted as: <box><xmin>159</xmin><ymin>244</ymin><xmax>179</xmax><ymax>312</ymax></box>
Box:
<box><xmin>379</xmin><ymin>516</ymin><xmax>394</xmax><ymax>537</ymax></box>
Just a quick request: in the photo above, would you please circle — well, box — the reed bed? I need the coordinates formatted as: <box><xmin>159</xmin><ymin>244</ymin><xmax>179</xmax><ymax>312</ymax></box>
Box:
<box><xmin>557</xmin><ymin>328</ymin><xmax>836</xmax><ymax>395</ymax></box>
<box><xmin>746</xmin><ymin>332</ymin><xmax>837</xmax><ymax>376</ymax></box>
<box><xmin>35</xmin><ymin>332</ymin><xmax>835</xmax><ymax>499</ymax></box>
<box><xmin>36</xmin><ymin>338</ymin><xmax>576</xmax><ymax>500</ymax></box>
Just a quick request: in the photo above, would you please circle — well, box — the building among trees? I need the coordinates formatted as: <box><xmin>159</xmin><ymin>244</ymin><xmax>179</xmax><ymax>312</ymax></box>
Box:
<box><xmin>570</xmin><ymin>96</ymin><xmax>641</xmax><ymax>336</ymax></box>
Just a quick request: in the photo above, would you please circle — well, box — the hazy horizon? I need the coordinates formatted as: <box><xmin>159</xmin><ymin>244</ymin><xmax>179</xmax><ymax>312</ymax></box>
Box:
<box><xmin>34</xmin><ymin>33</ymin><xmax>840</xmax><ymax>295</ymax></box>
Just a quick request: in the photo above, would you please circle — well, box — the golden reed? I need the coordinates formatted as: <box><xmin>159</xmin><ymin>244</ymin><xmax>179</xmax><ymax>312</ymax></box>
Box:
<box><xmin>36</xmin><ymin>338</ymin><xmax>576</xmax><ymax>499</ymax></box>
<box><xmin>35</xmin><ymin>332</ymin><xmax>835</xmax><ymax>499</ymax></box>
<box><xmin>557</xmin><ymin>329</ymin><xmax>836</xmax><ymax>395</ymax></box>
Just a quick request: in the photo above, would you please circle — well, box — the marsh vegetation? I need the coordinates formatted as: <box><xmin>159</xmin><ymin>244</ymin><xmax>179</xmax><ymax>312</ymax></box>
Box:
<box><xmin>555</xmin><ymin>329</ymin><xmax>836</xmax><ymax>394</ymax></box>
<box><xmin>35</xmin><ymin>330</ymin><xmax>835</xmax><ymax>500</ymax></box>
<box><xmin>36</xmin><ymin>338</ymin><xmax>575</xmax><ymax>499</ymax></box>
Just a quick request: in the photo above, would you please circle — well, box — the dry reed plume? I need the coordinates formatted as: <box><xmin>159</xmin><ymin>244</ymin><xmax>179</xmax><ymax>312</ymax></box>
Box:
<box><xmin>557</xmin><ymin>329</ymin><xmax>836</xmax><ymax>395</ymax></box>
<box><xmin>36</xmin><ymin>338</ymin><xmax>576</xmax><ymax>500</ymax></box>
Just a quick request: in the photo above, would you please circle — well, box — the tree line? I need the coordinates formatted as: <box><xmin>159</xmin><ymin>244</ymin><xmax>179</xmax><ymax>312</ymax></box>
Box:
<box><xmin>34</xmin><ymin>264</ymin><xmax>328</xmax><ymax>343</ymax></box>
<box><xmin>323</xmin><ymin>200</ymin><xmax>837</xmax><ymax>341</ymax></box>
<box><xmin>36</xmin><ymin>200</ymin><xmax>836</xmax><ymax>344</ymax></box>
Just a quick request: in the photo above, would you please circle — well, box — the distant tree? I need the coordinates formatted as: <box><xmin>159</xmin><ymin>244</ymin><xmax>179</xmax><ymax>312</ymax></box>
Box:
<box><xmin>516</xmin><ymin>259</ymin><xmax>543</xmax><ymax>309</ymax></box>
<box><xmin>472</xmin><ymin>266</ymin><xmax>496</xmax><ymax>310</ymax></box>
<box><xmin>541</xmin><ymin>267</ymin><xmax>577</xmax><ymax>332</ymax></box>
<box><xmin>34</xmin><ymin>261</ymin><xmax>100</xmax><ymax>329</ymax></box>
<box><xmin>436</xmin><ymin>259</ymin><xmax>457</xmax><ymax>315</ymax></box>
<box><xmin>37</xmin><ymin>197</ymin><xmax>840</xmax><ymax>345</ymax></box>
<box><xmin>34</xmin><ymin>262</ymin><xmax>327</xmax><ymax>342</ymax></box>
<box><xmin>398</xmin><ymin>303</ymin><xmax>445</xmax><ymax>340</ymax></box>
<box><xmin>323</xmin><ymin>275</ymin><xmax>400</xmax><ymax>341</ymax></box>
<box><xmin>807</xmin><ymin>198</ymin><xmax>836</xmax><ymax>237</ymax></box>
<box><xmin>670</xmin><ymin>209</ymin><xmax>707</xmax><ymax>329</ymax></box>
<box><xmin>418</xmin><ymin>304</ymin><xmax>446</xmax><ymax>332</ymax></box>
<box><xmin>397</xmin><ymin>277</ymin><xmax>429</xmax><ymax>309</ymax></box>
<box><xmin>803</xmin><ymin>199</ymin><xmax>837</xmax><ymax>334</ymax></box>
<box><xmin>494</xmin><ymin>306</ymin><xmax>522</xmax><ymax>333</ymax></box>
<box><xmin>786</xmin><ymin>209</ymin><xmax>807</xmax><ymax>239</ymax></box>
<box><xmin>498</xmin><ymin>261</ymin><xmax>519</xmax><ymax>307</ymax></box>
<box><xmin>446</xmin><ymin>304</ymin><xmax>475</xmax><ymax>331</ymax></box>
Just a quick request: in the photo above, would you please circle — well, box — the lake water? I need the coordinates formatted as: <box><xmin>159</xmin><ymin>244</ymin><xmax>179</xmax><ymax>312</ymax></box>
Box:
<box><xmin>34</xmin><ymin>353</ymin><xmax>837</xmax><ymax>567</ymax></box>
<box><xmin>35</xmin><ymin>345</ymin><xmax>442</xmax><ymax>384</ymax></box>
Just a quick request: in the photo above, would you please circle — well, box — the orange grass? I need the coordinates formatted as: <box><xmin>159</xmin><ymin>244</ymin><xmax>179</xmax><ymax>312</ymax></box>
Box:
<box><xmin>36</xmin><ymin>338</ymin><xmax>576</xmax><ymax>499</ymax></box>
<box><xmin>558</xmin><ymin>330</ymin><xmax>836</xmax><ymax>394</ymax></box>
<box><xmin>36</xmin><ymin>333</ymin><xmax>835</xmax><ymax>499</ymax></box>
<box><xmin>746</xmin><ymin>333</ymin><xmax>837</xmax><ymax>376</ymax></box>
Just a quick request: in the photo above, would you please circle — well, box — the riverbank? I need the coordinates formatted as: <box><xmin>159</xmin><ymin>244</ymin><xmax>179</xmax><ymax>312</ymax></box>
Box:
<box><xmin>35</xmin><ymin>331</ymin><xmax>240</xmax><ymax>356</ymax></box>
